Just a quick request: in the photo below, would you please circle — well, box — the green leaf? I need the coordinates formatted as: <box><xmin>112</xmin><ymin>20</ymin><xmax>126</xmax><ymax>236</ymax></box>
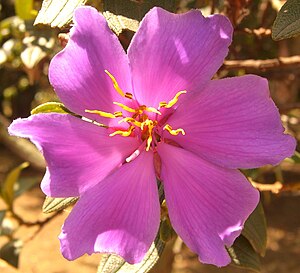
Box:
<box><xmin>228</xmin><ymin>236</ymin><xmax>261</xmax><ymax>273</ymax></box>
<box><xmin>31</xmin><ymin>102</ymin><xmax>72</xmax><ymax>115</ymax></box>
<box><xmin>42</xmin><ymin>196</ymin><xmax>78</xmax><ymax>213</ymax></box>
<box><xmin>242</xmin><ymin>202</ymin><xmax>267</xmax><ymax>256</ymax></box>
<box><xmin>103</xmin><ymin>0</ymin><xmax>177</xmax><ymax>21</ymax></box>
<box><xmin>0</xmin><ymin>162</ymin><xmax>29</xmax><ymax>210</ymax></box>
<box><xmin>97</xmin><ymin>232</ymin><xmax>165</xmax><ymax>273</ymax></box>
<box><xmin>34</xmin><ymin>0</ymin><xmax>87</xmax><ymax>28</ymax></box>
<box><xmin>272</xmin><ymin>0</ymin><xmax>300</xmax><ymax>40</ymax></box>
<box><xmin>0</xmin><ymin>240</ymin><xmax>22</xmax><ymax>268</ymax></box>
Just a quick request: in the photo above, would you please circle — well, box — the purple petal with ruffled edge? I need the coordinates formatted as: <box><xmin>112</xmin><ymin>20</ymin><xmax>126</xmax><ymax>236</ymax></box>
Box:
<box><xmin>128</xmin><ymin>7</ymin><xmax>232</xmax><ymax>108</ymax></box>
<box><xmin>157</xmin><ymin>143</ymin><xmax>259</xmax><ymax>266</ymax></box>
<box><xmin>49</xmin><ymin>6</ymin><xmax>134</xmax><ymax>126</ymax></box>
<box><xmin>59</xmin><ymin>151</ymin><xmax>160</xmax><ymax>263</ymax></box>
<box><xmin>166</xmin><ymin>75</ymin><xmax>296</xmax><ymax>169</ymax></box>
<box><xmin>8</xmin><ymin>113</ymin><xmax>140</xmax><ymax>197</ymax></box>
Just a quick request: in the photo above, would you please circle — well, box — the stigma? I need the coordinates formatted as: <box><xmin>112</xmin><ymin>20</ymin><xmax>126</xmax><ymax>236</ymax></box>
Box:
<box><xmin>85</xmin><ymin>70</ymin><xmax>186</xmax><ymax>152</ymax></box>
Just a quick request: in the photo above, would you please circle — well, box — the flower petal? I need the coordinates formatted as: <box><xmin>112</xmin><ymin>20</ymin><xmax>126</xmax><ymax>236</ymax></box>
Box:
<box><xmin>157</xmin><ymin>143</ymin><xmax>259</xmax><ymax>267</ymax></box>
<box><xmin>59</xmin><ymin>151</ymin><xmax>160</xmax><ymax>263</ymax></box>
<box><xmin>8</xmin><ymin>113</ymin><xmax>140</xmax><ymax>197</ymax></box>
<box><xmin>166</xmin><ymin>75</ymin><xmax>296</xmax><ymax>169</ymax></box>
<box><xmin>128</xmin><ymin>7</ymin><xmax>232</xmax><ymax>108</ymax></box>
<box><xmin>49</xmin><ymin>6</ymin><xmax>133</xmax><ymax>125</ymax></box>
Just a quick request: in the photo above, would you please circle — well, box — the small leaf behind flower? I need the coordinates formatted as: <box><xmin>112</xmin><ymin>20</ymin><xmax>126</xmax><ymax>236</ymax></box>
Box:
<box><xmin>31</xmin><ymin>102</ymin><xmax>73</xmax><ymax>115</ymax></box>
<box><xmin>0</xmin><ymin>162</ymin><xmax>29</xmax><ymax>210</ymax></box>
<box><xmin>103</xmin><ymin>11</ymin><xmax>139</xmax><ymax>35</ymax></box>
<box><xmin>242</xmin><ymin>201</ymin><xmax>267</xmax><ymax>256</ymax></box>
<box><xmin>97</xmin><ymin>232</ymin><xmax>165</xmax><ymax>273</ymax></box>
<box><xmin>272</xmin><ymin>0</ymin><xmax>300</xmax><ymax>40</ymax></box>
<box><xmin>42</xmin><ymin>196</ymin><xmax>78</xmax><ymax>213</ymax></box>
<box><xmin>228</xmin><ymin>235</ymin><xmax>261</xmax><ymax>273</ymax></box>
<box><xmin>34</xmin><ymin>0</ymin><xmax>87</xmax><ymax>28</ymax></box>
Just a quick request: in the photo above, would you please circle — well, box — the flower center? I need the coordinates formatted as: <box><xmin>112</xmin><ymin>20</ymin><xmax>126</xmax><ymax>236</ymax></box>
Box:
<box><xmin>85</xmin><ymin>70</ymin><xmax>186</xmax><ymax>151</ymax></box>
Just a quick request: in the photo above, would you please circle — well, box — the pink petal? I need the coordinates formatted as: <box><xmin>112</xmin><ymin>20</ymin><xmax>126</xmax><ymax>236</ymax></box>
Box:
<box><xmin>59</xmin><ymin>151</ymin><xmax>160</xmax><ymax>263</ymax></box>
<box><xmin>166</xmin><ymin>75</ymin><xmax>296</xmax><ymax>169</ymax></box>
<box><xmin>49</xmin><ymin>6</ymin><xmax>133</xmax><ymax>126</ymax></box>
<box><xmin>8</xmin><ymin>113</ymin><xmax>140</xmax><ymax>197</ymax></box>
<box><xmin>128</xmin><ymin>7</ymin><xmax>232</xmax><ymax>108</ymax></box>
<box><xmin>158</xmin><ymin>143</ymin><xmax>259</xmax><ymax>266</ymax></box>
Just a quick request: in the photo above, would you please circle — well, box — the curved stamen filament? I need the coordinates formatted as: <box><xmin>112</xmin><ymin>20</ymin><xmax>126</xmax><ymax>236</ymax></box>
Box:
<box><xmin>85</xmin><ymin>109</ymin><xmax>122</xmax><ymax>119</ymax></box>
<box><xmin>113</xmin><ymin>102</ymin><xmax>136</xmax><ymax>113</ymax></box>
<box><xmin>140</xmin><ymin>105</ymin><xmax>162</xmax><ymax>115</ymax></box>
<box><xmin>109</xmin><ymin>126</ymin><xmax>134</xmax><ymax>137</ymax></box>
<box><xmin>159</xmin><ymin>90</ymin><xmax>187</xmax><ymax>108</ymax></box>
<box><xmin>105</xmin><ymin>70</ymin><xmax>125</xmax><ymax>97</ymax></box>
<box><xmin>163</xmin><ymin>124</ymin><xmax>185</xmax><ymax>136</ymax></box>
<box><xmin>105</xmin><ymin>70</ymin><xmax>133</xmax><ymax>100</ymax></box>
<box><xmin>119</xmin><ymin>117</ymin><xmax>142</xmax><ymax>127</ymax></box>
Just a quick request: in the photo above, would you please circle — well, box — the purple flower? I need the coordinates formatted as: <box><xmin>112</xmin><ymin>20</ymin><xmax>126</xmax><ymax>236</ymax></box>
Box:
<box><xmin>9</xmin><ymin>6</ymin><xmax>295</xmax><ymax>266</ymax></box>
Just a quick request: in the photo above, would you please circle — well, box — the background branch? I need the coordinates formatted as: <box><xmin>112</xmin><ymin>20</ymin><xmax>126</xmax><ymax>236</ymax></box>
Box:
<box><xmin>0</xmin><ymin>114</ymin><xmax>46</xmax><ymax>171</ymax></box>
<box><xmin>223</xmin><ymin>55</ymin><xmax>300</xmax><ymax>72</ymax></box>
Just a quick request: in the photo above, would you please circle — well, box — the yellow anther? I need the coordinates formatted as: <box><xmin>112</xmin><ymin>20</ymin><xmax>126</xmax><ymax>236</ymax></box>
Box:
<box><xmin>125</xmin><ymin>92</ymin><xmax>133</xmax><ymax>99</ymax></box>
<box><xmin>109</xmin><ymin>126</ymin><xmax>134</xmax><ymax>137</ymax></box>
<box><xmin>105</xmin><ymin>70</ymin><xmax>125</xmax><ymax>97</ymax></box>
<box><xmin>113</xmin><ymin>111</ymin><xmax>123</xmax><ymax>117</ymax></box>
<box><xmin>85</xmin><ymin>109</ymin><xmax>118</xmax><ymax>119</ymax></box>
<box><xmin>113</xmin><ymin>102</ymin><xmax>136</xmax><ymax>113</ymax></box>
<box><xmin>163</xmin><ymin>124</ymin><xmax>185</xmax><ymax>136</ymax></box>
<box><xmin>118</xmin><ymin>117</ymin><xmax>142</xmax><ymax>127</ymax></box>
<box><xmin>159</xmin><ymin>90</ymin><xmax>187</xmax><ymax>108</ymax></box>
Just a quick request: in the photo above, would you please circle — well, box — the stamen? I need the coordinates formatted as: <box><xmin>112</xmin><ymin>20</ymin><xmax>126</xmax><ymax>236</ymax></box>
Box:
<box><xmin>159</xmin><ymin>90</ymin><xmax>187</xmax><ymax>108</ymax></box>
<box><xmin>139</xmin><ymin>105</ymin><xmax>161</xmax><ymax>115</ymax></box>
<box><xmin>109</xmin><ymin>126</ymin><xmax>134</xmax><ymax>137</ymax></box>
<box><xmin>139</xmin><ymin>119</ymin><xmax>156</xmax><ymax>151</ymax></box>
<box><xmin>125</xmin><ymin>93</ymin><xmax>133</xmax><ymax>99</ymax></box>
<box><xmin>85</xmin><ymin>109</ymin><xmax>121</xmax><ymax>119</ymax></box>
<box><xmin>163</xmin><ymin>124</ymin><xmax>185</xmax><ymax>136</ymax></box>
<box><xmin>141</xmin><ymin>119</ymin><xmax>155</xmax><ymax>130</ymax></box>
<box><xmin>105</xmin><ymin>70</ymin><xmax>126</xmax><ymax>97</ymax></box>
<box><xmin>118</xmin><ymin>117</ymin><xmax>142</xmax><ymax>127</ymax></box>
<box><xmin>113</xmin><ymin>102</ymin><xmax>136</xmax><ymax>113</ymax></box>
<box><xmin>146</xmin><ymin>133</ymin><xmax>153</xmax><ymax>151</ymax></box>
<box><xmin>145</xmin><ymin>107</ymin><xmax>162</xmax><ymax>115</ymax></box>
<box><xmin>113</xmin><ymin>111</ymin><xmax>123</xmax><ymax>117</ymax></box>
